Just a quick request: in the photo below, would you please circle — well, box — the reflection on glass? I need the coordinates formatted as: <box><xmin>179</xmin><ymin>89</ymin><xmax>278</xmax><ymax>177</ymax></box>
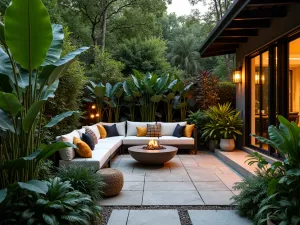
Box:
<box><xmin>289</xmin><ymin>38</ymin><xmax>300</xmax><ymax>125</ymax></box>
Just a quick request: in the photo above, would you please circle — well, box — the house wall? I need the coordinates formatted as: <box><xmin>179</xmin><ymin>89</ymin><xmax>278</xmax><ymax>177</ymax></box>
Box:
<box><xmin>235</xmin><ymin>4</ymin><xmax>300</xmax><ymax>148</ymax></box>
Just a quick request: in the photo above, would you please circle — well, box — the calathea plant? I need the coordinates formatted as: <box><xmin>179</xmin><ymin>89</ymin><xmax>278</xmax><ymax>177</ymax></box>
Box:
<box><xmin>0</xmin><ymin>0</ymin><xmax>88</xmax><ymax>188</ymax></box>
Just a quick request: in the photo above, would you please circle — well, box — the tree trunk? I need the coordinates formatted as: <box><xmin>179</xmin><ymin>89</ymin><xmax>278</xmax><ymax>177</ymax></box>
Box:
<box><xmin>224</xmin><ymin>54</ymin><xmax>231</xmax><ymax>81</ymax></box>
<box><xmin>91</xmin><ymin>24</ymin><xmax>97</xmax><ymax>46</ymax></box>
<box><xmin>101</xmin><ymin>9</ymin><xmax>107</xmax><ymax>52</ymax></box>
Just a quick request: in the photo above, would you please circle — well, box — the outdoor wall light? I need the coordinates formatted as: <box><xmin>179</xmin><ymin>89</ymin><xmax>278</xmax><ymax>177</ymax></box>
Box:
<box><xmin>232</xmin><ymin>68</ymin><xmax>242</xmax><ymax>84</ymax></box>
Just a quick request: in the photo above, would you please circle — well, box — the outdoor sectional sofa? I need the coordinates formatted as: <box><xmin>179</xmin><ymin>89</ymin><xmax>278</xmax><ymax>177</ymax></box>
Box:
<box><xmin>57</xmin><ymin>121</ymin><xmax>197</xmax><ymax>170</ymax></box>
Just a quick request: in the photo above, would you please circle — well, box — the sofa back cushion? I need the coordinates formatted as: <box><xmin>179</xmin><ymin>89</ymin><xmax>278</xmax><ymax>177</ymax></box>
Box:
<box><xmin>100</xmin><ymin>121</ymin><xmax>126</xmax><ymax>136</ymax></box>
<box><xmin>103</xmin><ymin>124</ymin><xmax>120</xmax><ymax>137</ymax></box>
<box><xmin>157</xmin><ymin>122</ymin><xmax>187</xmax><ymax>136</ymax></box>
<box><xmin>57</xmin><ymin>130</ymin><xmax>80</xmax><ymax>161</ymax></box>
<box><xmin>127</xmin><ymin>121</ymin><xmax>156</xmax><ymax>136</ymax></box>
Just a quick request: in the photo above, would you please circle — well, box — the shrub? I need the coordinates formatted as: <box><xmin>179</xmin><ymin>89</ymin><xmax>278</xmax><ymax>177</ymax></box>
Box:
<box><xmin>36</xmin><ymin>159</ymin><xmax>56</xmax><ymax>181</ymax></box>
<box><xmin>186</xmin><ymin>110</ymin><xmax>209</xmax><ymax>129</ymax></box>
<box><xmin>57</xmin><ymin>165</ymin><xmax>106</xmax><ymax>201</ymax></box>
<box><xmin>218</xmin><ymin>82</ymin><xmax>236</xmax><ymax>108</ymax></box>
<box><xmin>0</xmin><ymin>177</ymin><xmax>101</xmax><ymax>225</ymax></box>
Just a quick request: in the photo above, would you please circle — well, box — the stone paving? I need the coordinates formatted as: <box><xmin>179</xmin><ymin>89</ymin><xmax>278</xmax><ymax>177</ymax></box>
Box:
<box><xmin>107</xmin><ymin>210</ymin><xmax>253</xmax><ymax>225</ymax></box>
<box><xmin>101</xmin><ymin>152</ymin><xmax>244</xmax><ymax>206</ymax></box>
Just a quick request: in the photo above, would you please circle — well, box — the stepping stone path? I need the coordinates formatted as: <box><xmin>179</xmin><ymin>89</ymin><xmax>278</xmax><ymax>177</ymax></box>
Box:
<box><xmin>107</xmin><ymin>209</ymin><xmax>253</xmax><ymax>225</ymax></box>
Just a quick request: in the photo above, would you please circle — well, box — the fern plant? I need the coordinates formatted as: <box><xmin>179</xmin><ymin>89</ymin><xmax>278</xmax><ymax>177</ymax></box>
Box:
<box><xmin>57</xmin><ymin>165</ymin><xmax>106</xmax><ymax>201</ymax></box>
<box><xmin>0</xmin><ymin>177</ymin><xmax>101</xmax><ymax>225</ymax></box>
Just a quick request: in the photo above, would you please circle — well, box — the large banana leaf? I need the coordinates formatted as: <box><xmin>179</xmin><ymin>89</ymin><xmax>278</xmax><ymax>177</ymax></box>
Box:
<box><xmin>123</xmin><ymin>81</ymin><xmax>132</xmax><ymax>96</ymax></box>
<box><xmin>39</xmin><ymin>80</ymin><xmax>59</xmax><ymax>100</ymax></box>
<box><xmin>22</xmin><ymin>100</ymin><xmax>46</xmax><ymax>133</ymax></box>
<box><xmin>0</xmin><ymin>189</ymin><xmax>7</xmax><ymax>203</ymax></box>
<box><xmin>36</xmin><ymin>142</ymin><xmax>76</xmax><ymax>161</ymax></box>
<box><xmin>156</xmin><ymin>74</ymin><xmax>169</xmax><ymax>92</ymax></box>
<box><xmin>0</xmin><ymin>48</ymin><xmax>13</xmax><ymax>79</ymax></box>
<box><xmin>45</xmin><ymin>111</ymin><xmax>79</xmax><ymax>128</ymax></box>
<box><xmin>4</xmin><ymin>0</ymin><xmax>53</xmax><ymax>70</ymax></box>
<box><xmin>111</xmin><ymin>82</ymin><xmax>123</xmax><ymax>95</ymax></box>
<box><xmin>94</xmin><ymin>83</ymin><xmax>106</xmax><ymax>99</ymax></box>
<box><xmin>42</xmin><ymin>24</ymin><xmax>64</xmax><ymax>66</ymax></box>
<box><xmin>132</xmin><ymin>74</ymin><xmax>141</xmax><ymax>89</ymax></box>
<box><xmin>150</xmin><ymin>95</ymin><xmax>162</xmax><ymax>103</ymax></box>
<box><xmin>105</xmin><ymin>83</ymin><xmax>112</xmax><ymax>97</ymax></box>
<box><xmin>0</xmin><ymin>92</ymin><xmax>23</xmax><ymax>116</ymax></box>
<box><xmin>0</xmin><ymin>109</ymin><xmax>14</xmax><ymax>132</ymax></box>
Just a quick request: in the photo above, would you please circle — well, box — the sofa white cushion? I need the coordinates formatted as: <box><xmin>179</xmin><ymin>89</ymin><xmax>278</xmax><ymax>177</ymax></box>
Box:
<box><xmin>83</xmin><ymin>125</ymin><xmax>100</xmax><ymax>139</ymax></box>
<box><xmin>100</xmin><ymin>121</ymin><xmax>126</xmax><ymax>136</ymax></box>
<box><xmin>96</xmin><ymin>136</ymin><xmax>124</xmax><ymax>155</ymax></box>
<box><xmin>59</xmin><ymin>148</ymin><xmax>111</xmax><ymax>169</ymax></box>
<box><xmin>157</xmin><ymin>122</ymin><xmax>187</xmax><ymax>136</ymax></box>
<box><xmin>127</xmin><ymin>121</ymin><xmax>156</xmax><ymax>136</ymax></box>
<box><xmin>57</xmin><ymin>130</ymin><xmax>80</xmax><ymax>161</ymax></box>
<box><xmin>77</xmin><ymin>128</ymin><xmax>86</xmax><ymax>138</ymax></box>
<box><xmin>158</xmin><ymin>136</ymin><xmax>194</xmax><ymax>145</ymax></box>
<box><xmin>123</xmin><ymin>136</ymin><xmax>158</xmax><ymax>145</ymax></box>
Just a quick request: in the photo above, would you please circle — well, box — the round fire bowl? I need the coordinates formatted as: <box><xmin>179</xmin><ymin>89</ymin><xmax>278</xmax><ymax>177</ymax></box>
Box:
<box><xmin>128</xmin><ymin>145</ymin><xmax>178</xmax><ymax>165</ymax></box>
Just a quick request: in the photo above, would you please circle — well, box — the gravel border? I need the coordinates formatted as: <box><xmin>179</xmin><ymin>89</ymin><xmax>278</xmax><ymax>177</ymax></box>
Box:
<box><xmin>99</xmin><ymin>205</ymin><xmax>236</xmax><ymax>225</ymax></box>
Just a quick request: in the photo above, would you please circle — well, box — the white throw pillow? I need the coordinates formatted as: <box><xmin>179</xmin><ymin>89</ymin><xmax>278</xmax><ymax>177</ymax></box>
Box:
<box><xmin>100</xmin><ymin>121</ymin><xmax>126</xmax><ymax>136</ymax></box>
<box><xmin>57</xmin><ymin>130</ymin><xmax>80</xmax><ymax>161</ymax></box>
<box><xmin>83</xmin><ymin>124</ymin><xmax>100</xmax><ymax>139</ymax></box>
<box><xmin>157</xmin><ymin>122</ymin><xmax>187</xmax><ymax>136</ymax></box>
<box><xmin>127</xmin><ymin>121</ymin><xmax>156</xmax><ymax>136</ymax></box>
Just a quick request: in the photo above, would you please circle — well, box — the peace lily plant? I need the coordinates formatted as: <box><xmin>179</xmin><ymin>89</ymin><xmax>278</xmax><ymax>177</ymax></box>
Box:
<box><xmin>0</xmin><ymin>0</ymin><xmax>88</xmax><ymax>189</ymax></box>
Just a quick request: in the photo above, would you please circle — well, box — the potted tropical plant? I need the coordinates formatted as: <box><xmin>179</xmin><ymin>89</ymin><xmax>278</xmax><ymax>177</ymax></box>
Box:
<box><xmin>202</xmin><ymin>103</ymin><xmax>243</xmax><ymax>151</ymax></box>
<box><xmin>249</xmin><ymin>116</ymin><xmax>300</xmax><ymax>225</ymax></box>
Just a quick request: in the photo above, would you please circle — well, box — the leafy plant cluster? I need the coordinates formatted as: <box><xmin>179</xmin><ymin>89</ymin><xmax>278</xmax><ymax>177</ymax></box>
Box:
<box><xmin>87</xmin><ymin>70</ymin><xmax>194</xmax><ymax>122</ymax></box>
<box><xmin>218</xmin><ymin>81</ymin><xmax>236</xmax><ymax>108</ymax></box>
<box><xmin>202</xmin><ymin>102</ymin><xmax>243</xmax><ymax>140</ymax></box>
<box><xmin>234</xmin><ymin>116</ymin><xmax>300</xmax><ymax>225</ymax></box>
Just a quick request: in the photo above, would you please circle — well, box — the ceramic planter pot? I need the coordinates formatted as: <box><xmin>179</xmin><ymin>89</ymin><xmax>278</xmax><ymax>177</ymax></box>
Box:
<box><xmin>220</xmin><ymin>139</ymin><xmax>235</xmax><ymax>151</ymax></box>
<box><xmin>208</xmin><ymin>139</ymin><xmax>218</xmax><ymax>151</ymax></box>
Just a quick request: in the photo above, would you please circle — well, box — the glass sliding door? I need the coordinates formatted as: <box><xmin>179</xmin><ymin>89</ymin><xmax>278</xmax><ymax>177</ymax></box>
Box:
<box><xmin>250</xmin><ymin>51</ymin><xmax>269</xmax><ymax>151</ymax></box>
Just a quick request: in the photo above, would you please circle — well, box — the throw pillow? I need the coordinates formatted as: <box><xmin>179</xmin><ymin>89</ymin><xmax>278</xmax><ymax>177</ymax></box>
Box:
<box><xmin>173</xmin><ymin>124</ymin><xmax>186</xmax><ymax>138</ymax></box>
<box><xmin>85</xmin><ymin>127</ymin><xmax>98</xmax><ymax>144</ymax></box>
<box><xmin>73</xmin><ymin>137</ymin><xmax>92</xmax><ymax>158</ymax></box>
<box><xmin>184</xmin><ymin>124</ymin><xmax>195</xmax><ymax>138</ymax></box>
<box><xmin>57</xmin><ymin>130</ymin><xmax>80</xmax><ymax>161</ymax></box>
<box><xmin>84</xmin><ymin>125</ymin><xmax>100</xmax><ymax>139</ymax></box>
<box><xmin>103</xmin><ymin>124</ymin><xmax>119</xmax><ymax>137</ymax></box>
<box><xmin>97</xmin><ymin>124</ymin><xmax>107</xmax><ymax>138</ymax></box>
<box><xmin>146</xmin><ymin>124</ymin><xmax>161</xmax><ymax>137</ymax></box>
<box><xmin>82</xmin><ymin>132</ymin><xmax>95</xmax><ymax>150</ymax></box>
<box><xmin>136</xmin><ymin>126</ymin><xmax>147</xmax><ymax>137</ymax></box>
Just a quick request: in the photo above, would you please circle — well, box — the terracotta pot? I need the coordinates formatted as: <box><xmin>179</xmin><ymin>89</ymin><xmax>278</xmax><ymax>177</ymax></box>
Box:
<box><xmin>208</xmin><ymin>139</ymin><xmax>218</xmax><ymax>151</ymax></box>
<box><xmin>267</xmin><ymin>219</ymin><xmax>277</xmax><ymax>225</ymax></box>
<box><xmin>220</xmin><ymin>139</ymin><xmax>235</xmax><ymax>151</ymax></box>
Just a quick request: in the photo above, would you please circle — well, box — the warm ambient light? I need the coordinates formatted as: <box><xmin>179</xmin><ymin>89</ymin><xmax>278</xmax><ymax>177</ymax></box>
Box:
<box><xmin>91</xmin><ymin>105</ymin><xmax>96</xmax><ymax>109</ymax></box>
<box><xmin>255</xmin><ymin>71</ymin><xmax>265</xmax><ymax>85</ymax></box>
<box><xmin>232</xmin><ymin>69</ymin><xmax>242</xmax><ymax>84</ymax></box>
<box><xmin>90</xmin><ymin>114</ymin><xmax>95</xmax><ymax>119</ymax></box>
<box><xmin>96</xmin><ymin>113</ymin><xmax>100</xmax><ymax>117</ymax></box>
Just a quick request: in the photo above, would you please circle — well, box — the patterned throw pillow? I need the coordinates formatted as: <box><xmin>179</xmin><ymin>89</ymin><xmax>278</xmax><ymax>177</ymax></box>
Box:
<box><xmin>85</xmin><ymin>127</ymin><xmax>98</xmax><ymax>145</ymax></box>
<box><xmin>146</xmin><ymin>124</ymin><xmax>161</xmax><ymax>137</ymax></box>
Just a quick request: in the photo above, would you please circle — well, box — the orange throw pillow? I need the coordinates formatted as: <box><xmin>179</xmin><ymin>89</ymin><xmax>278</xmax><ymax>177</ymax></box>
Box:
<box><xmin>97</xmin><ymin>124</ymin><xmax>107</xmax><ymax>139</ymax></box>
<box><xmin>73</xmin><ymin>137</ymin><xmax>92</xmax><ymax>158</ymax></box>
<box><xmin>136</xmin><ymin>126</ymin><xmax>147</xmax><ymax>137</ymax></box>
<box><xmin>184</xmin><ymin>124</ymin><xmax>195</xmax><ymax>138</ymax></box>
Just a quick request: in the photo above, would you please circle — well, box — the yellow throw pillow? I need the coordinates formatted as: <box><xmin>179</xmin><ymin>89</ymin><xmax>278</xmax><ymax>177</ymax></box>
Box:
<box><xmin>184</xmin><ymin>124</ymin><xmax>195</xmax><ymax>138</ymax></box>
<box><xmin>97</xmin><ymin>124</ymin><xmax>107</xmax><ymax>139</ymax></box>
<box><xmin>136</xmin><ymin>126</ymin><xmax>147</xmax><ymax>137</ymax></box>
<box><xmin>73</xmin><ymin>137</ymin><xmax>92</xmax><ymax>158</ymax></box>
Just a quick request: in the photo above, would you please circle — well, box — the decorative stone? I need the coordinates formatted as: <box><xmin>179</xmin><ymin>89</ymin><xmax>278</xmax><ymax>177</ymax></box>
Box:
<box><xmin>97</xmin><ymin>168</ymin><xmax>124</xmax><ymax>197</ymax></box>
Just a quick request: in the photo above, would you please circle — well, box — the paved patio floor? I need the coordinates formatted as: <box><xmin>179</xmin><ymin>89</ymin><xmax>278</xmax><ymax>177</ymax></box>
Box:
<box><xmin>101</xmin><ymin>152</ymin><xmax>244</xmax><ymax>206</ymax></box>
<box><xmin>107</xmin><ymin>210</ymin><xmax>253</xmax><ymax>225</ymax></box>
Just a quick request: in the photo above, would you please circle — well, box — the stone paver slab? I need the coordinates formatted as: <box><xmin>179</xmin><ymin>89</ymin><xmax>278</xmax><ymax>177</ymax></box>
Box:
<box><xmin>127</xmin><ymin>210</ymin><xmax>181</xmax><ymax>225</ymax></box>
<box><xmin>107</xmin><ymin>210</ymin><xmax>129</xmax><ymax>225</ymax></box>
<box><xmin>194</xmin><ymin>181</ymin><xmax>230</xmax><ymax>191</ymax></box>
<box><xmin>188</xmin><ymin>210</ymin><xmax>253</xmax><ymax>225</ymax></box>
<box><xmin>143</xmin><ymin>191</ymin><xmax>204</xmax><ymax>205</ymax></box>
<box><xmin>199</xmin><ymin>191</ymin><xmax>235</xmax><ymax>205</ymax></box>
<box><xmin>122</xmin><ymin>172</ymin><xmax>145</xmax><ymax>182</ymax></box>
<box><xmin>122</xmin><ymin>182</ymin><xmax>144</xmax><ymax>191</ymax></box>
<box><xmin>144</xmin><ymin>181</ymin><xmax>196</xmax><ymax>191</ymax></box>
<box><xmin>145</xmin><ymin>173</ymin><xmax>191</xmax><ymax>182</ymax></box>
<box><xmin>216</xmin><ymin>173</ymin><xmax>243</xmax><ymax>190</ymax></box>
<box><xmin>187</xmin><ymin>171</ymin><xmax>221</xmax><ymax>182</ymax></box>
<box><xmin>101</xmin><ymin>191</ymin><xmax>143</xmax><ymax>206</ymax></box>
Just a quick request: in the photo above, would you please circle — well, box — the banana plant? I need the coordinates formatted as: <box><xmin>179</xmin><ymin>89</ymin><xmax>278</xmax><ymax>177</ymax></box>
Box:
<box><xmin>0</xmin><ymin>0</ymin><xmax>88</xmax><ymax>188</ymax></box>
<box><xmin>162</xmin><ymin>79</ymin><xmax>178</xmax><ymax>122</ymax></box>
<box><xmin>104</xmin><ymin>82</ymin><xmax>123</xmax><ymax>122</ymax></box>
<box><xmin>123</xmin><ymin>81</ymin><xmax>137</xmax><ymax>121</ymax></box>
<box><xmin>87</xmin><ymin>81</ymin><xmax>106</xmax><ymax>122</ymax></box>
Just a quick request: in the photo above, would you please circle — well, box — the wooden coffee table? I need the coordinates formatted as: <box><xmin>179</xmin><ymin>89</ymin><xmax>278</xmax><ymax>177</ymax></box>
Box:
<box><xmin>128</xmin><ymin>145</ymin><xmax>178</xmax><ymax>165</ymax></box>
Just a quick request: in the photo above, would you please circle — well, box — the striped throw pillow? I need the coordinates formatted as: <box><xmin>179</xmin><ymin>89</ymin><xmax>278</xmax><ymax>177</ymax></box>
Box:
<box><xmin>146</xmin><ymin>124</ymin><xmax>161</xmax><ymax>137</ymax></box>
<box><xmin>85</xmin><ymin>127</ymin><xmax>98</xmax><ymax>145</ymax></box>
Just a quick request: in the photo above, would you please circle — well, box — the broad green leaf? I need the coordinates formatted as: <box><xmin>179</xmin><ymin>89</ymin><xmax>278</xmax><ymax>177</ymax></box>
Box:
<box><xmin>4</xmin><ymin>0</ymin><xmax>53</xmax><ymax>70</ymax></box>
<box><xmin>150</xmin><ymin>95</ymin><xmax>162</xmax><ymax>103</ymax></box>
<box><xmin>47</xmin><ymin>60</ymin><xmax>73</xmax><ymax>85</ymax></box>
<box><xmin>132</xmin><ymin>75</ymin><xmax>140</xmax><ymax>89</ymax></box>
<box><xmin>23</xmin><ymin>100</ymin><xmax>46</xmax><ymax>132</ymax></box>
<box><xmin>0</xmin><ymin>188</ymin><xmax>7</xmax><ymax>204</ymax></box>
<box><xmin>36</xmin><ymin>142</ymin><xmax>76</xmax><ymax>162</ymax></box>
<box><xmin>105</xmin><ymin>83</ymin><xmax>112</xmax><ymax>97</ymax></box>
<box><xmin>111</xmin><ymin>82</ymin><xmax>122</xmax><ymax>95</ymax></box>
<box><xmin>0</xmin><ymin>21</ymin><xmax>5</xmax><ymax>45</ymax></box>
<box><xmin>17</xmin><ymin>180</ymin><xmax>47</xmax><ymax>195</ymax></box>
<box><xmin>0</xmin><ymin>92</ymin><xmax>23</xmax><ymax>116</ymax></box>
<box><xmin>26</xmin><ymin>180</ymin><xmax>48</xmax><ymax>193</ymax></box>
<box><xmin>39</xmin><ymin>80</ymin><xmax>59</xmax><ymax>100</ymax></box>
<box><xmin>123</xmin><ymin>81</ymin><xmax>132</xmax><ymax>96</ymax></box>
<box><xmin>42</xmin><ymin>24</ymin><xmax>64</xmax><ymax>66</ymax></box>
<box><xmin>0</xmin><ymin>48</ymin><xmax>13</xmax><ymax>79</ymax></box>
<box><xmin>168</xmin><ymin>79</ymin><xmax>178</xmax><ymax>90</ymax></box>
<box><xmin>45</xmin><ymin>111</ymin><xmax>79</xmax><ymax>128</ymax></box>
<box><xmin>21</xmin><ymin>209</ymin><xmax>35</xmax><ymax>220</ymax></box>
<box><xmin>94</xmin><ymin>83</ymin><xmax>106</xmax><ymax>98</ymax></box>
<box><xmin>167</xmin><ymin>93</ymin><xmax>175</xmax><ymax>100</ymax></box>
<box><xmin>54</xmin><ymin>47</ymin><xmax>89</xmax><ymax>67</ymax></box>
<box><xmin>115</xmin><ymin>88</ymin><xmax>124</xmax><ymax>98</ymax></box>
<box><xmin>157</xmin><ymin>74</ymin><xmax>169</xmax><ymax>91</ymax></box>
<box><xmin>0</xmin><ymin>109</ymin><xmax>15</xmax><ymax>132</ymax></box>
<box><xmin>184</xmin><ymin>82</ymin><xmax>194</xmax><ymax>91</ymax></box>
<box><xmin>43</xmin><ymin>213</ymin><xmax>58</xmax><ymax>225</ymax></box>
<box><xmin>0</xmin><ymin>150</ymin><xmax>41</xmax><ymax>170</ymax></box>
